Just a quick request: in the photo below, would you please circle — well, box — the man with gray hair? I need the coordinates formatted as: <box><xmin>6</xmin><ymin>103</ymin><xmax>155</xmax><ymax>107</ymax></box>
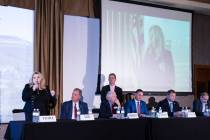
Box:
<box><xmin>193</xmin><ymin>92</ymin><xmax>210</xmax><ymax>116</ymax></box>
<box><xmin>60</xmin><ymin>88</ymin><xmax>88</xmax><ymax>120</ymax></box>
<box><xmin>99</xmin><ymin>91</ymin><xmax>121</xmax><ymax>118</ymax></box>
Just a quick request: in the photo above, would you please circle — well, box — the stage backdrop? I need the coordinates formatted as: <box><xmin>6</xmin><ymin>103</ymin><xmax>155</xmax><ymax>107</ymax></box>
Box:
<box><xmin>63</xmin><ymin>15</ymin><xmax>100</xmax><ymax>108</ymax></box>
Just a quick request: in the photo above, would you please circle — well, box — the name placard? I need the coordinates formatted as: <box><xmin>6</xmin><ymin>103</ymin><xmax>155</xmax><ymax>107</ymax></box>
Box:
<box><xmin>186</xmin><ymin>112</ymin><xmax>196</xmax><ymax>118</ymax></box>
<box><xmin>80</xmin><ymin>114</ymin><xmax>95</xmax><ymax>121</ymax></box>
<box><xmin>127</xmin><ymin>113</ymin><xmax>139</xmax><ymax>119</ymax></box>
<box><xmin>39</xmin><ymin>115</ymin><xmax>56</xmax><ymax>122</ymax></box>
<box><xmin>156</xmin><ymin>112</ymin><xmax>169</xmax><ymax>118</ymax></box>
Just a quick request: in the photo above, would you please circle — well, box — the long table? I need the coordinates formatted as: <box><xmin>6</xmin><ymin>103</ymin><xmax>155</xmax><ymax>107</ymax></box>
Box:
<box><xmin>150</xmin><ymin>117</ymin><xmax>210</xmax><ymax>140</ymax></box>
<box><xmin>4</xmin><ymin>117</ymin><xmax>210</xmax><ymax>140</ymax></box>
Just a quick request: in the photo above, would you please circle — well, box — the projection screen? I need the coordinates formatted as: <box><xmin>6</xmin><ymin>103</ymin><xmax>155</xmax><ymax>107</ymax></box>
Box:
<box><xmin>101</xmin><ymin>0</ymin><xmax>192</xmax><ymax>92</ymax></box>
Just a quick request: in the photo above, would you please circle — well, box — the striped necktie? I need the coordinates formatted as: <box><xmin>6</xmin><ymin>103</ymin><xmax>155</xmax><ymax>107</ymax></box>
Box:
<box><xmin>137</xmin><ymin>101</ymin><xmax>141</xmax><ymax>114</ymax></box>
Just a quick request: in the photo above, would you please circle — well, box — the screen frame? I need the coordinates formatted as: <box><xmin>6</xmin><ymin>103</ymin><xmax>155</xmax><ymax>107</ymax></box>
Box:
<box><xmin>100</xmin><ymin>0</ymin><xmax>194</xmax><ymax>96</ymax></box>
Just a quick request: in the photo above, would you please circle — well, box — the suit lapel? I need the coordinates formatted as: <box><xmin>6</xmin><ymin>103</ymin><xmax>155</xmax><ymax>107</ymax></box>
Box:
<box><xmin>79</xmin><ymin>101</ymin><xmax>82</xmax><ymax>113</ymax></box>
<box><xmin>107</xmin><ymin>85</ymin><xmax>111</xmax><ymax>91</ymax></box>
<box><xmin>140</xmin><ymin>101</ymin><xmax>143</xmax><ymax>112</ymax></box>
<box><xmin>114</xmin><ymin>86</ymin><xmax>117</xmax><ymax>92</ymax></box>
<box><xmin>68</xmin><ymin>101</ymin><xmax>73</xmax><ymax>119</ymax></box>
<box><xmin>132</xmin><ymin>100</ymin><xmax>137</xmax><ymax>113</ymax></box>
<box><xmin>165</xmin><ymin>99</ymin><xmax>171</xmax><ymax>112</ymax></box>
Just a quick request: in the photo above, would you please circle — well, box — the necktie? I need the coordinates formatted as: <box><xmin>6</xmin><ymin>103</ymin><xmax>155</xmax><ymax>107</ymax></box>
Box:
<box><xmin>137</xmin><ymin>101</ymin><xmax>141</xmax><ymax>114</ymax></box>
<box><xmin>170</xmin><ymin>102</ymin><xmax>173</xmax><ymax>112</ymax></box>
<box><xmin>74</xmin><ymin>103</ymin><xmax>77</xmax><ymax>119</ymax></box>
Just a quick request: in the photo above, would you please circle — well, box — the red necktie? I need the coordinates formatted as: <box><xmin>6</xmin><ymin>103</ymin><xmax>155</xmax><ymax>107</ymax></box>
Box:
<box><xmin>74</xmin><ymin>103</ymin><xmax>77</xmax><ymax>119</ymax></box>
<box><xmin>137</xmin><ymin>101</ymin><xmax>141</xmax><ymax>114</ymax></box>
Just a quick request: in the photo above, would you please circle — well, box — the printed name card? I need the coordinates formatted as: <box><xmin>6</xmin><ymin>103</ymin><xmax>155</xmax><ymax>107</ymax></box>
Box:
<box><xmin>39</xmin><ymin>115</ymin><xmax>56</xmax><ymax>122</ymax></box>
<box><xmin>186</xmin><ymin>112</ymin><xmax>196</xmax><ymax>118</ymax></box>
<box><xmin>127</xmin><ymin>113</ymin><xmax>139</xmax><ymax>119</ymax></box>
<box><xmin>156</xmin><ymin>112</ymin><xmax>169</xmax><ymax>118</ymax></box>
<box><xmin>80</xmin><ymin>114</ymin><xmax>95</xmax><ymax>121</ymax></box>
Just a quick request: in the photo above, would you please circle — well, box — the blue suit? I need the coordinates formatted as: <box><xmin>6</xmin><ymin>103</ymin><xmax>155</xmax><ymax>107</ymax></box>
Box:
<box><xmin>125</xmin><ymin>99</ymin><xmax>148</xmax><ymax>116</ymax></box>
<box><xmin>60</xmin><ymin>100</ymin><xmax>88</xmax><ymax>119</ymax></box>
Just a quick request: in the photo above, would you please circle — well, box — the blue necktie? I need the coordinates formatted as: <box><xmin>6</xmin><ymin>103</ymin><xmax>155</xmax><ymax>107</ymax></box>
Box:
<box><xmin>170</xmin><ymin>102</ymin><xmax>173</xmax><ymax>112</ymax></box>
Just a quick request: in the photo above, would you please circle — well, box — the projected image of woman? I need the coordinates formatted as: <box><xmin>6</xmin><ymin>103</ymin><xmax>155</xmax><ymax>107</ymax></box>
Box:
<box><xmin>128</xmin><ymin>15</ymin><xmax>145</xmax><ymax>86</ymax></box>
<box><xmin>143</xmin><ymin>25</ymin><xmax>175</xmax><ymax>90</ymax></box>
<box><xmin>22</xmin><ymin>71</ymin><xmax>57</xmax><ymax>121</ymax></box>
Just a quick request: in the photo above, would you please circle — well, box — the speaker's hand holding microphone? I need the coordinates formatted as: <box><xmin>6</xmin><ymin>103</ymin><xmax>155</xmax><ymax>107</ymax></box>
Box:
<box><xmin>32</xmin><ymin>84</ymin><xmax>39</xmax><ymax>91</ymax></box>
<box><xmin>31</xmin><ymin>83</ymin><xmax>39</xmax><ymax>102</ymax></box>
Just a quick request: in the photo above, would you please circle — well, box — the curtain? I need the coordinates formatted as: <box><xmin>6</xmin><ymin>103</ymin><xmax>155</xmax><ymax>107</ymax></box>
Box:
<box><xmin>0</xmin><ymin>0</ymin><xmax>99</xmax><ymax>17</ymax></box>
<box><xmin>0</xmin><ymin>0</ymin><xmax>35</xmax><ymax>9</ymax></box>
<box><xmin>63</xmin><ymin>0</ymin><xmax>95</xmax><ymax>17</ymax></box>
<box><xmin>35</xmin><ymin>0</ymin><xmax>63</xmax><ymax>117</ymax></box>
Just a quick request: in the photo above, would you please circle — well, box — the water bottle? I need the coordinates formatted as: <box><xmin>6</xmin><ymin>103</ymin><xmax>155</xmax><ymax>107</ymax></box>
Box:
<box><xmin>37</xmin><ymin>109</ymin><xmax>40</xmax><ymax>122</ymax></box>
<box><xmin>151</xmin><ymin>107</ymin><xmax>156</xmax><ymax>118</ymax></box>
<box><xmin>181</xmin><ymin>107</ymin><xmax>185</xmax><ymax>117</ymax></box>
<box><xmin>76</xmin><ymin>109</ymin><xmax>81</xmax><ymax>121</ymax></box>
<box><xmin>158</xmin><ymin>107</ymin><xmax>162</xmax><ymax>113</ymax></box>
<box><xmin>116</xmin><ymin>107</ymin><xmax>121</xmax><ymax>119</ymax></box>
<box><xmin>204</xmin><ymin>105</ymin><xmax>209</xmax><ymax>117</ymax></box>
<box><xmin>32</xmin><ymin>109</ymin><xmax>36</xmax><ymax>122</ymax></box>
<box><xmin>185</xmin><ymin>106</ymin><xmax>189</xmax><ymax>112</ymax></box>
<box><xmin>88</xmin><ymin>109</ymin><xmax>92</xmax><ymax>114</ymax></box>
<box><xmin>183</xmin><ymin>106</ymin><xmax>190</xmax><ymax>117</ymax></box>
<box><xmin>121</xmin><ymin>107</ymin><xmax>125</xmax><ymax>119</ymax></box>
<box><xmin>32</xmin><ymin>109</ymin><xmax>39</xmax><ymax>123</ymax></box>
<box><xmin>181</xmin><ymin>107</ymin><xmax>185</xmax><ymax>112</ymax></box>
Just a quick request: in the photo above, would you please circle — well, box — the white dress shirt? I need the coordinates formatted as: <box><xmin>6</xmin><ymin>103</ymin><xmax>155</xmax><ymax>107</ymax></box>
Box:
<box><xmin>168</xmin><ymin>100</ymin><xmax>173</xmax><ymax>112</ymax></box>
<box><xmin>135</xmin><ymin>99</ymin><xmax>141</xmax><ymax>113</ymax></box>
<box><xmin>202</xmin><ymin>103</ymin><xmax>207</xmax><ymax>112</ymax></box>
<box><xmin>109</xmin><ymin>85</ymin><xmax>115</xmax><ymax>92</ymax></box>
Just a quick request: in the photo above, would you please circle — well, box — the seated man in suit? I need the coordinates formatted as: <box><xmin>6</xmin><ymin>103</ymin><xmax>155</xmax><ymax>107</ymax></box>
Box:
<box><xmin>101</xmin><ymin>73</ymin><xmax>123</xmax><ymax>104</ymax></box>
<box><xmin>147</xmin><ymin>96</ymin><xmax>158</xmax><ymax>111</ymax></box>
<box><xmin>125</xmin><ymin>89</ymin><xmax>148</xmax><ymax>117</ymax></box>
<box><xmin>60</xmin><ymin>88</ymin><xmax>88</xmax><ymax>120</ymax></box>
<box><xmin>157</xmin><ymin>89</ymin><xmax>181</xmax><ymax>117</ymax></box>
<box><xmin>193</xmin><ymin>92</ymin><xmax>210</xmax><ymax>116</ymax></box>
<box><xmin>99</xmin><ymin>91</ymin><xmax>121</xmax><ymax>118</ymax></box>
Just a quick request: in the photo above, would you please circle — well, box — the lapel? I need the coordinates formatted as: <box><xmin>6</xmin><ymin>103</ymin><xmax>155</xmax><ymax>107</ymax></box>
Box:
<box><xmin>132</xmin><ymin>100</ymin><xmax>137</xmax><ymax>113</ymax></box>
<box><xmin>107</xmin><ymin>85</ymin><xmax>111</xmax><ymax>91</ymax></box>
<box><xmin>140</xmin><ymin>101</ymin><xmax>144</xmax><ymax>112</ymax></box>
<box><xmin>114</xmin><ymin>86</ymin><xmax>117</xmax><ymax>92</ymax></box>
<box><xmin>207</xmin><ymin>100</ymin><xmax>210</xmax><ymax>106</ymax></box>
<box><xmin>199</xmin><ymin>100</ymin><xmax>203</xmax><ymax>112</ymax></box>
<box><xmin>165</xmin><ymin>99</ymin><xmax>171</xmax><ymax>112</ymax></box>
<box><xmin>79</xmin><ymin>101</ymin><xmax>82</xmax><ymax>113</ymax></box>
<box><xmin>68</xmin><ymin>101</ymin><xmax>73</xmax><ymax>119</ymax></box>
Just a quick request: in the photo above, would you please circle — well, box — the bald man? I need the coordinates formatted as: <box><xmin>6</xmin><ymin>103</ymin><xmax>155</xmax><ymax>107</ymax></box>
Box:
<box><xmin>99</xmin><ymin>91</ymin><xmax>121</xmax><ymax>118</ymax></box>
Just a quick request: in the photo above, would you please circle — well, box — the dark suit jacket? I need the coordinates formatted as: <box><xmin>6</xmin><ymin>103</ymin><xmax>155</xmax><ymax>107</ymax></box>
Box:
<box><xmin>157</xmin><ymin>98</ymin><xmax>181</xmax><ymax>117</ymax></box>
<box><xmin>100</xmin><ymin>85</ymin><xmax>123</xmax><ymax>104</ymax></box>
<box><xmin>193</xmin><ymin>99</ymin><xmax>210</xmax><ymax>116</ymax></box>
<box><xmin>60</xmin><ymin>100</ymin><xmax>88</xmax><ymax>120</ymax></box>
<box><xmin>98</xmin><ymin>100</ymin><xmax>118</xmax><ymax>119</ymax></box>
<box><xmin>124</xmin><ymin>99</ymin><xmax>148</xmax><ymax>116</ymax></box>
